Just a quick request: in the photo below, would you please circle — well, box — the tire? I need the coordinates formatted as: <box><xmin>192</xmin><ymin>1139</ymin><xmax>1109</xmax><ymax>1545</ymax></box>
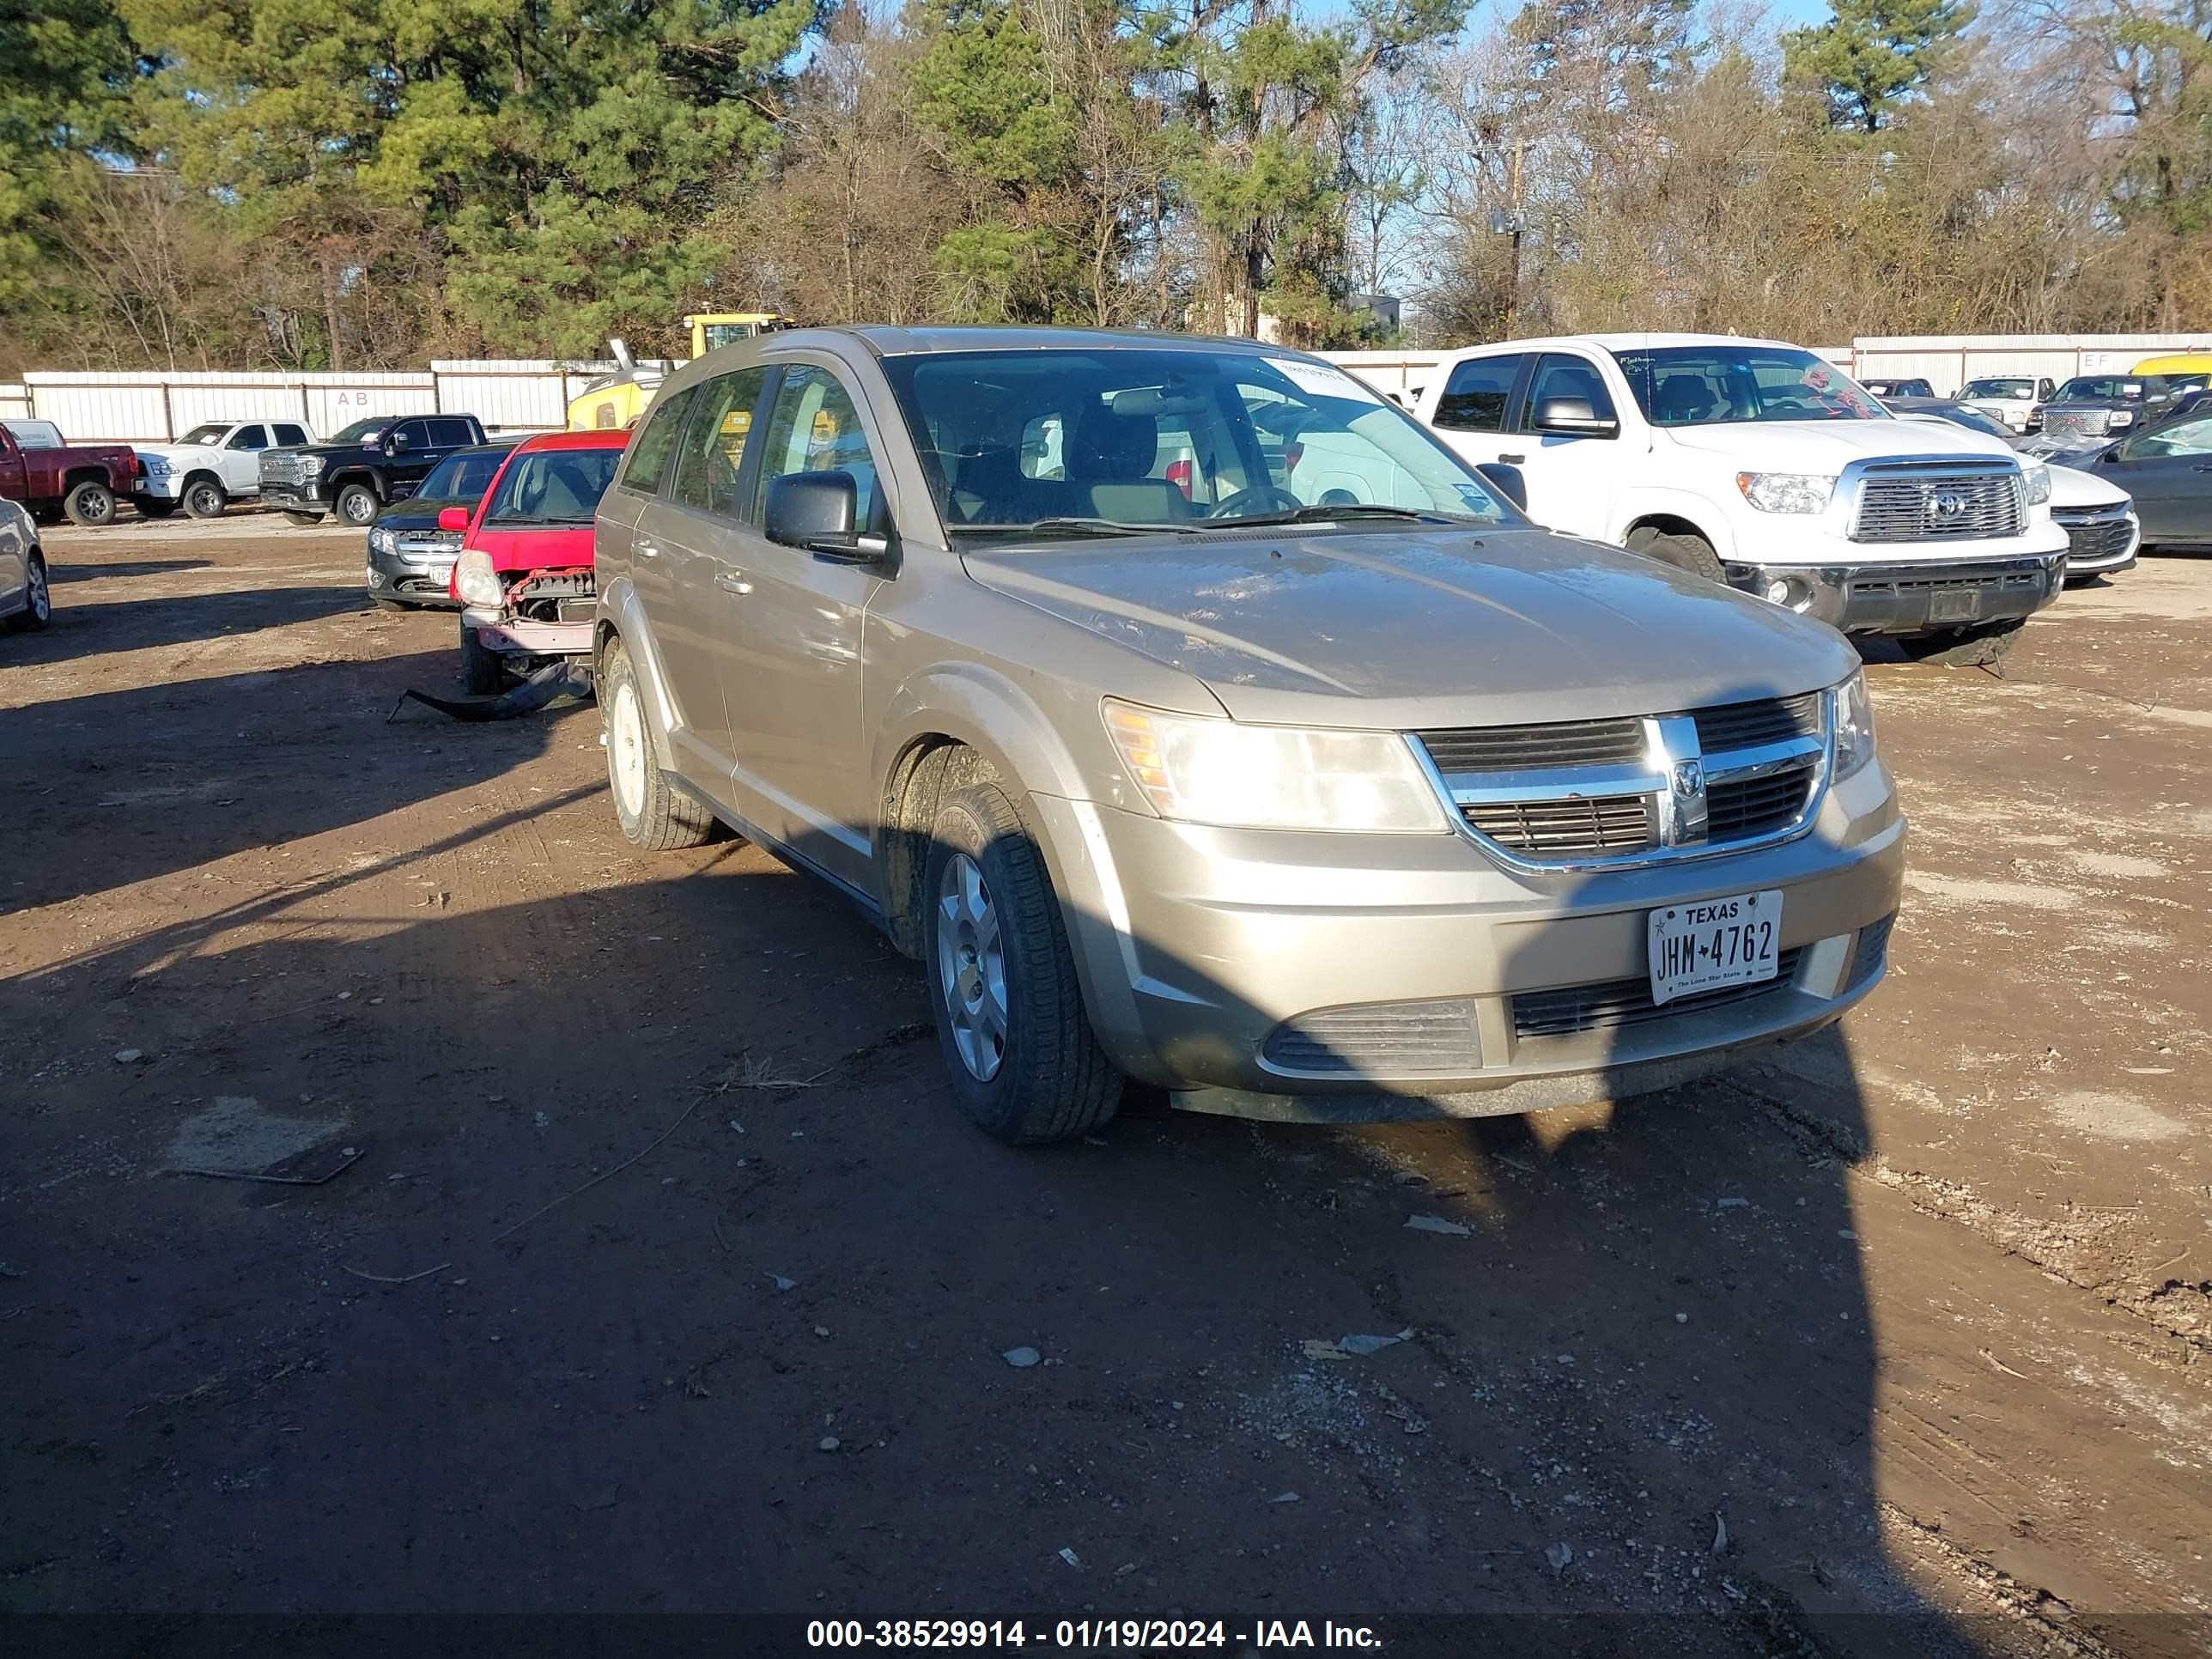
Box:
<box><xmin>1895</xmin><ymin>617</ymin><xmax>2025</xmax><ymax>667</ymax></box>
<box><xmin>134</xmin><ymin>497</ymin><xmax>179</xmax><ymax>519</ymax></box>
<box><xmin>922</xmin><ymin>775</ymin><xmax>1122</xmax><ymax>1145</ymax></box>
<box><xmin>1626</xmin><ymin>525</ymin><xmax>1726</xmax><ymax>582</ymax></box>
<box><xmin>63</xmin><ymin>480</ymin><xmax>116</xmax><ymax>527</ymax></box>
<box><xmin>601</xmin><ymin>640</ymin><xmax>715</xmax><ymax>851</ymax></box>
<box><xmin>182</xmin><ymin>477</ymin><xmax>228</xmax><ymax>519</ymax></box>
<box><xmin>459</xmin><ymin>618</ymin><xmax>508</xmax><ymax>695</ymax></box>
<box><xmin>334</xmin><ymin>483</ymin><xmax>380</xmax><ymax>527</ymax></box>
<box><xmin>6</xmin><ymin>551</ymin><xmax>51</xmax><ymax>630</ymax></box>
<box><xmin>282</xmin><ymin>511</ymin><xmax>325</xmax><ymax>526</ymax></box>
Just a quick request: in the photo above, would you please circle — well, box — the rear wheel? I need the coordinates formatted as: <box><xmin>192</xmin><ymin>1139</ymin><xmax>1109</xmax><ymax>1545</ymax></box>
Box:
<box><xmin>459</xmin><ymin>618</ymin><xmax>507</xmax><ymax>695</ymax></box>
<box><xmin>923</xmin><ymin>776</ymin><xmax>1121</xmax><ymax>1145</ymax></box>
<box><xmin>1626</xmin><ymin>526</ymin><xmax>1725</xmax><ymax>583</ymax></box>
<box><xmin>334</xmin><ymin>483</ymin><xmax>380</xmax><ymax>527</ymax></box>
<box><xmin>1895</xmin><ymin>618</ymin><xmax>2025</xmax><ymax>667</ymax></box>
<box><xmin>601</xmin><ymin>640</ymin><xmax>715</xmax><ymax>851</ymax></box>
<box><xmin>182</xmin><ymin>477</ymin><xmax>228</xmax><ymax>519</ymax></box>
<box><xmin>282</xmin><ymin>511</ymin><xmax>325</xmax><ymax>526</ymax></box>
<box><xmin>6</xmin><ymin>551</ymin><xmax>50</xmax><ymax>629</ymax></box>
<box><xmin>64</xmin><ymin>480</ymin><xmax>116</xmax><ymax>527</ymax></box>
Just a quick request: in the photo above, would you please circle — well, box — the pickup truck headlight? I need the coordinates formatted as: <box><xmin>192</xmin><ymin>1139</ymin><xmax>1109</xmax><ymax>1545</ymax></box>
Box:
<box><xmin>140</xmin><ymin>455</ymin><xmax>170</xmax><ymax>477</ymax></box>
<box><xmin>1831</xmin><ymin>670</ymin><xmax>1877</xmax><ymax>781</ymax></box>
<box><xmin>2107</xmin><ymin>410</ymin><xmax>2135</xmax><ymax>428</ymax></box>
<box><xmin>454</xmin><ymin>549</ymin><xmax>504</xmax><ymax>609</ymax></box>
<box><xmin>1103</xmin><ymin>701</ymin><xmax>1448</xmax><ymax>833</ymax></box>
<box><xmin>1735</xmin><ymin>472</ymin><xmax>1835</xmax><ymax>514</ymax></box>
<box><xmin>2023</xmin><ymin>463</ymin><xmax>2051</xmax><ymax>505</ymax></box>
<box><xmin>298</xmin><ymin>453</ymin><xmax>325</xmax><ymax>476</ymax></box>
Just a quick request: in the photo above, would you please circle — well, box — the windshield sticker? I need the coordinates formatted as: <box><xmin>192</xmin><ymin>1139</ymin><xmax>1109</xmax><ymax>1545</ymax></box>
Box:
<box><xmin>1266</xmin><ymin>357</ymin><xmax>1384</xmax><ymax>404</ymax></box>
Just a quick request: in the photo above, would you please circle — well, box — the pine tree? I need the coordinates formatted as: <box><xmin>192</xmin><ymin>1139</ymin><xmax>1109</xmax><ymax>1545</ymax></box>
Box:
<box><xmin>1782</xmin><ymin>0</ymin><xmax>1972</xmax><ymax>134</ymax></box>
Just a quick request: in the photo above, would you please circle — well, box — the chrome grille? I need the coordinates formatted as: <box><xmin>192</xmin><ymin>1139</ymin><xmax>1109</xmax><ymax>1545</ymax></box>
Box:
<box><xmin>2039</xmin><ymin>409</ymin><xmax>2109</xmax><ymax>444</ymax></box>
<box><xmin>1415</xmin><ymin>718</ymin><xmax>1644</xmax><ymax>771</ymax></box>
<box><xmin>1514</xmin><ymin>950</ymin><xmax>1803</xmax><ymax>1040</ymax></box>
<box><xmin>259</xmin><ymin>452</ymin><xmax>306</xmax><ymax>485</ymax></box>
<box><xmin>1851</xmin><ymin>468</ymin><xmax>2024</xmax><ymax>543</ymax></box>
<box><xmin>1692</xmin><ymin>693</ymin><xmax>1820</xmax><ymax>752</ymax></box>
<box><xmin>1263</xmin><ymin>1000</ymin><xmax>1480</xmax><ymax>1079</ymax></box>
<box><xmin>1462</xmin><ymin>794</ymin><xmax>1654</xmax><ymax>855</ymax></box>
<box><xmin>2054</xmin><ymin>506</ymin><xmax>2134</xmax><ymax>566</ymax></box>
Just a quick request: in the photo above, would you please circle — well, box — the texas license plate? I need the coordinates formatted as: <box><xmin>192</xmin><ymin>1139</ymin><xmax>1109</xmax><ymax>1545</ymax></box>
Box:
<box><xmin>1648</xmin><ymin>890</ymin><xmax>1783</xmax><ymax>1006</ymax></box>
<box><xmin>1928</xmin><ymin>588</ymin><xmax>1981</xmax><ymax>622</ymax></box>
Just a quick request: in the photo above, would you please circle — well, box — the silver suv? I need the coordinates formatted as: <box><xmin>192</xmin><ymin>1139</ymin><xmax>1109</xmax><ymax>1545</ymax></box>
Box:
<box><xmin>592</xmin><ymin>328</ymin><xmax>1905</xmax><ymax>1144</ymax></box>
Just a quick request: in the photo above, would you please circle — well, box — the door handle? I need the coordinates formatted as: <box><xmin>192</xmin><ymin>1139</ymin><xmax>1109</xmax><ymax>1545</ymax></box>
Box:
<box><xmin>635</xmin><ymin>538</ymin><xmax>660</xmax><ymax>558</ymax></box>
<box><xmin>1499</xmin><ymin>453</ymin><xmax>1526</xmax><ymax>464</ymax></box>
<box><xmin>714</xmin><ymin>571</ymin><xmax>753</xmax><ymax>596</ymax></box>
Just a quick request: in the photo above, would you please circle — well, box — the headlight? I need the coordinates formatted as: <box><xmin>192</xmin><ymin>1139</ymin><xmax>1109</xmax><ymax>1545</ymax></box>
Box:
<box><xmin>2108</xmin><ymin>410</ymin><xmax>2135</xmax><ymax>428</ymax></box>
<box><xmin>1102</xmin><ymin>701</ymin><xmax>1448</xmax><ymax>833</ymax></box>
<box><xmin>368</xmin><ymin>526</ymin><xmax>395</xmax><ymax>554</ymax></box>
<box><xmin>298</xmin><ymin>453</ymin><xmax>325</xmax><ymax>476</ymax></box>
<box><xmin>1831</xmin><ymin>670</ymin><xmax>1877</xmax><ymax>781</ymax></box>
<box><xmin>454</xmin><ymin>549</ymin><xmax>504</xmax><ymax>608</ymax></box>
<box><xmin>1735</xmin><ymin>472</ymin><xmax>1836</xmax><ymax>514</ymax></box>
<box><xmin>2023</xmin><ymin>463</ymin><xmax>2051</xmax><ymax>505</ymax></box>
<box><xmin>141</xmin><ymin>455</ymin><xmax>169</xmax><ymax>477</ymax></box>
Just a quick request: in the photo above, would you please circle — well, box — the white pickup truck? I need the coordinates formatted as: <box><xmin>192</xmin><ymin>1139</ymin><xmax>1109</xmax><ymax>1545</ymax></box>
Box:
<box><xmin>1409</xmin><ymin>333</ymin><xmax>2070</xmax><ymax>665</ymax></box>
<box><xmin>133</xmin><ymin>419</ymin><xmax>316</xmax><ymax>519</ymax></box>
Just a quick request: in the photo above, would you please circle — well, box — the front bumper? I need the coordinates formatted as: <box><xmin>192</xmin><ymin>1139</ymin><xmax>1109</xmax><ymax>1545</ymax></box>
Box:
<box><xmin>1031</xmin><ymin>757</ymin><xmax>1905</xmax><ymax>1120</ymax></box>
<box><xmin>366</xmin><ymin>539</ymin><xmax>460</xmax><ymax>605</ymax></box>
<box><xmin>2056</xmin><ymin>507</ymin><xmax>2140</xmax><ymax>578</ymax></box>
<box><xmin>260</xmin><ymin>480</ymin><xmax>331</xmax><ymax>513</ymax></box>
<box><xmin>461</xmin><ymin>607</ymin><xmax>593</xmax><ymax>659</ymax></box>
<box><xmin>1724</xmin><ymin>550</ymin><xmax>2066</xmax><ymax>635</ymax></box>
<box><xmin>134</xmin><ymin>477</ymin><xmax>186</xmax><ymax>502</ymax></box>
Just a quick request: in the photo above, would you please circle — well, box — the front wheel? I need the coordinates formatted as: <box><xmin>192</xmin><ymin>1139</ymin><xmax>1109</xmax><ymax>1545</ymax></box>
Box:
<box><xmin>459</xmin><ymin>619</ymin><xmax>507</xmax><ymax>695</ymax></box>
<box><xmin>923</xmin><ymin>777</ymin><xmax>1121</xmax><ymax>1145</ymax></box>
<box><xmin>1895</xmin><ymin>617</ymin><xmax>2025</xmax><ymax>667</ymax></box>
<box><xmin>334</xmin><ymin>483</ymin><xmax>380</xmax><ymax>527</ymax></box>
<box><xmin>601</xmin><ymin>639</ymin><xmax>715</xmax><ymax>850</ymax></box>
<box><xmin>1626</xmin><ymin>526</ymin><xmax>1725</xmax><ymax>583</ymax></box>
<box><xmin>134</xmin><ymin>497</ymin><xmax>179</xmax><ymax>520</ymax></box>
<box><xmin>182</xmin><ymin>478</ymin><xmax>228</xmax><ymax>519</ymax></box>
<box><xmin>64</xmin><ymin>481</ymin><xmax>116</xmax><ymax>527</ymax></box>
<box><xmin>6</xmin><ymin>551</ymin><xmax>51</xmax><ymax>629</ymax></box>
<box><xmin>282</xmin><ymin>511</ymin><xmax>325</xmax><ymax>526</ymax></box>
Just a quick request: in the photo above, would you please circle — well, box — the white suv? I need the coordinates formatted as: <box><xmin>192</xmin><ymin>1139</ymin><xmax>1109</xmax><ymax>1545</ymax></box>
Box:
<box><xmin>1411</xmin><ymin>334</ymin><xmax>2070</xmax><ymax>666</ymax></box>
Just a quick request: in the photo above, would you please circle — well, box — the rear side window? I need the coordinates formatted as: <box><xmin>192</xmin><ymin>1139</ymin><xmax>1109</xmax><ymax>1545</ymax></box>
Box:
<box><xmin>621</xmin><ymin>388</ymin><xmax>695</xmax><ymax>496</ymax></box>
<box><xmin>428</xmin><ymin>417</ymin><xmax>476</xmax><ymax>447</ymax></box>
<box><xmin>672</xmin><ymin>369</ymin><xmax>769</xmax><ymax>517</ymax></box>
<box><xmin>273</xmin><ymin>424</ymin><xmax>308</xmax><ymax>446</ymax></box>
<box><xmin>1433</xmin><ymin>356</ymin><xmax>1525</xmax><ymax>431</ymax></box>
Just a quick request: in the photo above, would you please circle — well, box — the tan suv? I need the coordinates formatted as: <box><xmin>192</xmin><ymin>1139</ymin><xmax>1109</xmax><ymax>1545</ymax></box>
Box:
<box><xmin>592</xmin><ymin>328</ymin><xmax>1905</xmax><ymax>1145</ymax></box>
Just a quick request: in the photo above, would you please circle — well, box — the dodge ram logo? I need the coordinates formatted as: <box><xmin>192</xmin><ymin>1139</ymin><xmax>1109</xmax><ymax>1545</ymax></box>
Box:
<box><xmin>1928</xmin><ymin>489</ymin><xmax>1969</xmax><ymax>520</ymax></box>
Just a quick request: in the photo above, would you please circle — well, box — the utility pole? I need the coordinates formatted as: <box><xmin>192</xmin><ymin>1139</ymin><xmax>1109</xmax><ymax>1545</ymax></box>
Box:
<box><xmin>1495</xmin><ymin>141</ymin><xmax>1528</xmax><ymax>337</ymax></box>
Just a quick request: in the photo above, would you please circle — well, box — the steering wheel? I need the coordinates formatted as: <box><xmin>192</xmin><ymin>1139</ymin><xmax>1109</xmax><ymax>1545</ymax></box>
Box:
<box><xmin>1206</xmin><ymin>482</ymin><xmax>1302</xmax><ymax>519</ymax></box>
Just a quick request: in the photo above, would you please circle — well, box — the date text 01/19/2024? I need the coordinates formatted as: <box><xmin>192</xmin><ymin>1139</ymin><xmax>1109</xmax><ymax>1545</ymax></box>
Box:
<box><xmin>805</xmin><ymin>1620</ymin><xmax>1384</xmax><ymax>1649</ymax></box>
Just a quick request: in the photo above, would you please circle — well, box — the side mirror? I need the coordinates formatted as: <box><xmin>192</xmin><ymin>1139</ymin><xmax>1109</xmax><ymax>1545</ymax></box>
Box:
<box><xmin>388</xmin><ymin>432</ymin><xmax>410</xmax><ymax>453</ymax></box>
<box><xmin>1533</xmin><ymin>396</ymin><xmax>1619</xmax><ymax>437</ymax></box>
<box><xmin>1474</xmin><ymin>462</ymin><xmax>1528</xmax><ymax>513</ymax></box>
<box><xmin>764</xmin><ymin>471</ymin><xmax>890</xmax><ymax>564</ymax></box>
<box><xmin>437</xmin><ymin>507</ymin><xmax>470</xmax><ymax>532</ymax></box>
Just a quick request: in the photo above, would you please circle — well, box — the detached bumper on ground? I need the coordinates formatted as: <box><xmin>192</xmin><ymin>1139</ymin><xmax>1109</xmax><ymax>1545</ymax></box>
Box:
<box><xmin>1034</xmin><ymin>758</ymin><xmax>1905</xmax><ymax>1121</ymax></box>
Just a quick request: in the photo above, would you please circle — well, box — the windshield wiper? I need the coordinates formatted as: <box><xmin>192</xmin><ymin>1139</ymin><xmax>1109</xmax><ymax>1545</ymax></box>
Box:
<box><xmin>1198</xmin><ymin>503</ymin><xmax>1466</xmax><ymax>529</ymax></box>
<box><xmin>969</xmin><ymin>517</ymin><xmax>1194</xmax><ymax>540</ymax></box>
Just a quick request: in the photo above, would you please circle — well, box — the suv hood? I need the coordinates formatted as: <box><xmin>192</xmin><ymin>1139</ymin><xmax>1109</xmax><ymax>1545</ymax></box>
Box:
<box><xmin>1662</xmin><ymin>419</ymin><xmax>2016</xmax><ymax>468</ymax></box>
<box><xmin>962</xmin><ymin>526</ymin><xmax>1856</xmax><ymax>730</ymax></box>
<box><xmin>2048</xmin><ymin>463</ymin><xmax>2129</xmax><ymax>511</ymax></box>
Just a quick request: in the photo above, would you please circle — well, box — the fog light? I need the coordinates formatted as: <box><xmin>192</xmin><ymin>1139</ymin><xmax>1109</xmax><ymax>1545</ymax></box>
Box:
<box><xmin>1765</xmin><ymin>579</ymin><xmax>1791</xmax><ymax>604</ymax></box>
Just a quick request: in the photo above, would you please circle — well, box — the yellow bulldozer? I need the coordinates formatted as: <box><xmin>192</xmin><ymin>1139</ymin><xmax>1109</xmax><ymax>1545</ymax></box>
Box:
<box><xmin>566</xmin><ymin>312</ymin><xmax>791</xmax><ymax>431</ymax></box>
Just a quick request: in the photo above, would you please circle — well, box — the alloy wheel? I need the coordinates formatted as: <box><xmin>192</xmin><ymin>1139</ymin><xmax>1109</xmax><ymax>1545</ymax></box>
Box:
<box><xmin>934</xmin><ymin>851</ymin><xmax>1007</xmax><ymax>1082</ymax></box>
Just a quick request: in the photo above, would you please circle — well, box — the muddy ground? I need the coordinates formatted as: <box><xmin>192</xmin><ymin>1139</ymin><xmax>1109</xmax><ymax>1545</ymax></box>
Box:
<box><xmin>2</xmin><ymin>517</ymin><xmax>2207</xmax><ymax>1656</ymax></box>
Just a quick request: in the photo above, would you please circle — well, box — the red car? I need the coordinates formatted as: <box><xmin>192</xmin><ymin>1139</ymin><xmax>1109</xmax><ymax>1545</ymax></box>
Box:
<box><xmin>447</xmin><ymin>429</ymin><xmax>628</xmax><ymax>693</ymax></box>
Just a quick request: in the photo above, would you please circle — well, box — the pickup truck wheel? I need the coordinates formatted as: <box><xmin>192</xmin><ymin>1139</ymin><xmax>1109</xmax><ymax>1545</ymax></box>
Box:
<box><xmin>600</xmin><ymin>641</ymin><xmax>715</xmax><ymax>850</ymax></box>
<box><xmin>459</xmin><ymin>619</ymin><xmax>508</xmax><ymax>696</ymax></box>
<box><xmin>282</xmin><ymin>511</ymin><xmax>325</xmax><ymax>526</ymax></box>
<box><xmin>1626</xmin><ymin>526</ymin><xmax>1725</xmax><ymax>583</ymax></box>
<box><xmin>64</xmin><ymin>480</ymin><xmax>116</xmax><ymax>527</ymax></box>
<box><xmin>924</xmin><ymin>779</ymin><xmax>1122</xmax><ymax>1146</ymax></box>
<box><xmin>334</xmin><ymin>483</ymin><xmax>380</xmax><ymax>527</ymax></box>
<box><xmin>1895</xmin><ymin>618</ymin><xmax>2025</xmax><ymax>667</ymax></box>
<box><xmin>182</xmin><ymin>478</ymin><xmax>228</xmax><ymax>519</ymax></box>
<box><xmin>6</xmin><ymin>551</ymin><xmax>50</xmax><ymax>629</ymax></box>
<box><xmin>135</xmin><ymin>498</ymin><xmax>179</xmax><ymax>519</ymax></box>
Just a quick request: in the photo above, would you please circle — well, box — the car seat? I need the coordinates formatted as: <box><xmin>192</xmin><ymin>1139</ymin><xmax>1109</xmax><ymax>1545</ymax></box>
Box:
<box><xmin>1652</xmin><ymin>375</ymin><xmax>1716</xmax><ymax>423</ymax></box>
<box><xmin>1068</xmin><ymin>407</ymin><xmax>1186</xmax><ymax>523</ymax></box>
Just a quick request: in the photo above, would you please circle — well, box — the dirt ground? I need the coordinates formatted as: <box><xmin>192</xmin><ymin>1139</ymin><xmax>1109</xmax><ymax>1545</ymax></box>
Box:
<box><xmin>3</xmin><ymin>515</ymin><xmax>2207</xmax><ymax>1656</ymax></box>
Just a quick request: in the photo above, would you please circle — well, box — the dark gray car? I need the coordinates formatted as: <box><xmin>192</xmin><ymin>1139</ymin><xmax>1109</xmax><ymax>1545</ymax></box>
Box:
<box><xmin>591</xmin><ymin>326</ymin><xmax>1904</xmax><ymax>1145</ymax></box>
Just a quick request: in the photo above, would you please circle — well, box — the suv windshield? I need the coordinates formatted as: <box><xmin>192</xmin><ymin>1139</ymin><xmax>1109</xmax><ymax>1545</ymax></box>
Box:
<box><xmin>1962</xmin><ymin>379</ymin><xmax>2034</xmax><ymax>399</ymax></box>
<box><xmin>2056</xmin><ymin>377</ymin><xmax>2157</xmax><ymax>402</ymax></box>
<box><xmin>484</xmin><ymin>447</ymin><xmax>622</xmax><ymax>525</ymax></box>
<box><xmin>179</xmin><ymin>422</ymin><xmax>230</xmax><ymax>446</ymax></box>
<box><xmin>332</xmin><ymin>417</ymin><xmax>392</xmax><ymax>443</ymax></box>
<box><xmin>419</xmin><ymin>447</ymin><xmax>513</xmax><ymax>502</ymax></box>
<box><xmin>1610</xmin><ymin>345</ymin><xmax>1884</xmax><ymax>427</ymax></box>
<box><xmin>881</xmin><ymin>347</ymin><xmax>1514</xmax><ymax>534</ymax></box>
<box><xmin>1912</xmin><ymin>404</ymin><xmax>2014</xmax><ymax>441</ymax></box>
